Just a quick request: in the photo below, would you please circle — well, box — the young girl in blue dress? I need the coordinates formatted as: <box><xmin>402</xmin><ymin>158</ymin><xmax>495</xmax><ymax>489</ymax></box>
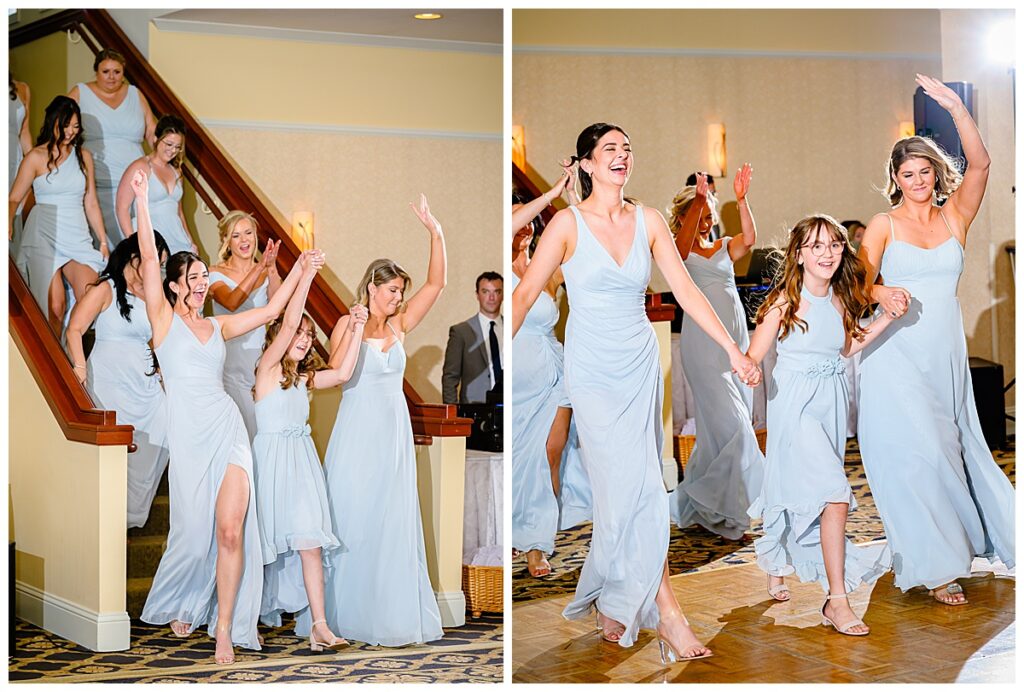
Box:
<box><xmin>252</xmin><ymin>258</ymin><xmax>368</xmax><ymax>652</ymax></box>
<box><xmin>746</xmin><ymin>215</ymin><xmax>897</xmax><ymax>637</ymax></box>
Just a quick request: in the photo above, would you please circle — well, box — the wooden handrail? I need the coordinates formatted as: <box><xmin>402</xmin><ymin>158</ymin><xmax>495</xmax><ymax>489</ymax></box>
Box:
<box><xmin>8</xmin><ymin>258</ymin><xmax>136</xmax><ymax>447</ymax></box>
<box><xmin>11</xmin><ymin>9</ymin><xmax>470</xmax><ymax>442</ymax></box>
<box><xmin>513</xmin><ymin>162</ymin><xmax>673</xmax><ymax>323</ymax></box>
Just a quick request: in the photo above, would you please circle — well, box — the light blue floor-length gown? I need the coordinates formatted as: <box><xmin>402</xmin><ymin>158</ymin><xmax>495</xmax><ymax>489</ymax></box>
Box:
<box><xmin>86</xmin><ymin>280</ymin><xmax>170</xmax><ymax>528</ymax></box>
<box><xmin>128</xmin><ymin>166</ymin><xmax>193</xmax><ymax>254</ymax></box>
<box><xmin>858</xmin><ymin>213</ymin><xmax>1015</xmax><ymax>590</ymax></box>
<box><xmin>510</xmin><ymin>271</ymin><xmax>591</xmax><ymax>556</ymax></box>
<box><xmin>670</xmin><ymin>237</ymin><xmax>764</xmax><ymax>539</ymax></box>
<box><xmin>77</xmin><ymin>82</ymin><xmax>145</xmax><ymax>244</ymax></box>
<box><xmin>307</xmin><ymin>322</ymin><xmax>443</xmax><ymax>646</ymax></box>
<box><xmin>748</xmin><ymin>287</ymin><xmax>891</xmax><ymax>592</ymax></box>
<box><xmin>208</xmin><ymin>271</ymin><xmax>269</xmax><ymax>442</ymax></box>
<box><xmin>19</xmin><ymin>151</ymin><xmax>105</xmax><ymax>313</ymax></box>
<box><xmin>559</xmin><ymin>204</ymin><xmax>664</xmax><ymax>648</ymax></box>
<box><xmin>253</xmin><ymin>381</ymin><xmax>341</xmax><ymax>629</ymax></box>
<box><xmin>141</xmin><ymin>314</ymin><xmax>263</xmax><ymax>650</ymax></box>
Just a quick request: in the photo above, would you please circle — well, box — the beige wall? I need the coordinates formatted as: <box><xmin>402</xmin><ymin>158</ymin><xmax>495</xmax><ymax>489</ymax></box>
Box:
<box><xmin>513</xmin><ymin>8</ymin><xmax>1014</xmax><ymax>381</ymax></box>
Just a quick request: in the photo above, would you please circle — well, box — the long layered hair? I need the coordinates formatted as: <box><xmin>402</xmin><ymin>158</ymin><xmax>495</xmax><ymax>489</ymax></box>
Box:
<box><xmin>37</xmin><ymin>95</ymin><xmax>86</xmax><ymax>180</ymax></box>
<box><xmin>666</xmin><ymin>185</ymin><xmax>719</xmax><ymax>238</ymax></box>
<box><xmin>885</xmin><ymin>136</ymin><xmax>963</xmax><ymax>207</ymax></box>
<box><xmin>163</xmin><ymin>251</ymin><xmax>205</xmax><ymax>308</ymax></box>
<box><xmin>258</xmin><ymin>313</ymin><xmax>326</xmax><ymax>393</ymax></box>
<box><xmin>355</xmin><ymin>259</ymin><xmax>411</xmax><ymax>312</ymax></box>
<box><xmin>154</xmin><ymin>114</ymin><xmax>186</xmax><ymax>169</ymax></box>
<box><xmin>755</xmin><ymin>215</ymin><xmax>869</xmax><ymax>341</ymax></box>
<box><xmin>96</xmin><ymin>232</ymin><xmax>170</xmax><ymax>321</ymax></box>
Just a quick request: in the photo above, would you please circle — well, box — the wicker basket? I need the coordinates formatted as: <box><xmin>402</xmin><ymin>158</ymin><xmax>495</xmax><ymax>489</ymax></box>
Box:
<box><xmin>674</xmin><ymin>428</ymin><xmax>768</xmax><ymax>476</ymax></box>
<box><xmin>463</xmin><ymin>564</ymin><xmax>502</xmax><ymax>618</ymax></box>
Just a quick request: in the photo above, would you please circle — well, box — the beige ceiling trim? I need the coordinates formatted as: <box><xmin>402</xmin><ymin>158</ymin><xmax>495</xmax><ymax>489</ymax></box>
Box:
<box><xmin>513</xmin><ymin>45</ymin><xmax>939</xmax><ymax>61</ymax></box>
<box><xmin>202</xmin><ymin>118</ymin><xmax>501</xmax><ymax>141</ymax></box>
<box><xmin>152</xmin><ymin>17</ymin><xmax>501</xmax><ymax>55</ymax></box>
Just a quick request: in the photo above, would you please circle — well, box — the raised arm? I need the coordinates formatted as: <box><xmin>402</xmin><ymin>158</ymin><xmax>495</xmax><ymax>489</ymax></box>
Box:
<box><xmin>511</xmin><ymin>209</ymin><xmax>572</xmax><ymax>337</ymax></box>
<box><xmin>648</xmin><ymin>207</ymin><xmax>759</xmax><ymax>385</ymax></box>
<box><xmin>916</xmin><ymin>74</ymin><xmax>990</xmax><ymax>233</ymax></box>
<box><xmin>857</xmin><ymin>213</ymin><xmax>910</xmax><ymax>318</ymax></box>
<box><xmin>673</xmin><ymin>174</ymin><xmax>708</xmax><ymax>261</ymax></box>
<box><xmin>399</xmin><ymin>194</ymin><xmax>447</xmax><ymax>334</ymax></box>
<box><xmin>842</xmin><ymin>311</ymin><xmax>896</xmax><ymax>358</ymax></box>
<box><xmin>747</xmin><ymin>298</ymin><xmax>783</xmax><ymax>365</ymax></box>
<box><xmin>255</xmin><ymin>251</ymin><xmax>321</xmax><ymax>384</ymax></box>
<box><xmin>81</xmin><ymin>149</ymin><xmax>110</xmax><ymax>259</ymax></box>
<box><xmin>209</xmin><ymin>240</ymin><xmax>278</xmax><ymax>312</ymax></box>
<box><xmin>218</xmin><ymin>249</ymin><xmax>311</xmax><ymax>341</ymax></box>
<box><xmin>65</xmin><ymin>281</ymin><xmax>112</xmax><ymax>383</ymax></box>
<box><xmin>511</xmin><ymin>162</ymin><xmax>572</xmax><ymax>232</ymax></box>
<box><xmin>728</xmin><ymin>163</ymin><xmax>757</xmax><ymax>261</ymax></box>
<box><xmin>315</xmin><ymin>305</ymin><xmax>368</xmax><ymax>388</ymax></box>
<box><xmin>130</xmin><ymin>169</ymin><xmax>173</xmax><ymax>341</ymax></box>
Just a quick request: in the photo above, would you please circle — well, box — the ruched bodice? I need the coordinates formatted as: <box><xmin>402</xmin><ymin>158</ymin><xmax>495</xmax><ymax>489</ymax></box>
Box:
<box><xmin>93</xmin><ymin>282</ymin><xmax>152</xmax><ymax>343</ymax></box>
<box><xmin>774</xmin><ymin>287</ymin><xmax>847</xmax><ymax>375</ymax></box>
<box><xmin>341</xmin><ymin>339</ymin><xmax>408</xmax><ymax>399</ymax></box>
<box><xmin>255</xmin><ymin>382</ymin><xmax>311</xmax><ymax>437</ymax></box>
<box><xmin>136</xmin><ymin>166</ymin><xmax>191</xmax><ymax>254</ymax></box>
<box><xmin>880</xmin><ymin>237</ymin><xmax>962</xmax><ymax>302</ymax></box>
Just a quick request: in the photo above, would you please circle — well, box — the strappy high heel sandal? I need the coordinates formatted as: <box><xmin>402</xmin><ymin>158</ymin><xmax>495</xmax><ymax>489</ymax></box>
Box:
<box><xmin>820</xmin><ymin>593</ymin><xmax>869</xmax><ymax>636</ymax></box>
<box><xmin>169</xmin><ymin>619</ymin><xmax>191</xmax><ymax>638</ymax></box>
<box><xmin>767</xmin><ymin>575</ymin><xmax>790</xmax><ymax>602</ymax></box>
<box><xmin>310</xmin><ymin>619</ymin><xmax>350</xmax><ymax>652</ymax></box>
<box><xmin>929</xmin><ymin>581</ymin><xmax>968</xmax><ymax>606</ymax></box>
<box><xmin>595</xmin><ymin>611</ymin><xmax>624</xmax><ymax>643</ymax></box>
<box><xmin>655</xmin><ymin>610</ymin><xmax>713</xmax><ymax>663</ymax></box>
<box><xmin>214</xmin><ymin>623</ymin><xmax>236</xmax><ymax>664</ymax></box>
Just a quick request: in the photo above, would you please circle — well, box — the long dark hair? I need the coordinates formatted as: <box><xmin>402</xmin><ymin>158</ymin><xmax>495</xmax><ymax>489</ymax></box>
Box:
<box><xmin>36</xmin><ymin>95</ymin><xmax>86</xmax><ymax>180</ymax></box>
<box><xmin>570</xmin><ymin>122</ymin><xmax>629</xmax><ymax>201</ymax></box>
<box><xmin>154</xmin><ymin>114</ymin><xmax>186</xmax><ymax>169</ymax></box>
<box><xmin>163</xmin><ymin>251</ymin><xmax>205</xmax><ymax>308</ymax></box>
<box><xmin>95</xmin><ymin>232</ymin><xmax>170</xmax><ymax>321</ymax></box>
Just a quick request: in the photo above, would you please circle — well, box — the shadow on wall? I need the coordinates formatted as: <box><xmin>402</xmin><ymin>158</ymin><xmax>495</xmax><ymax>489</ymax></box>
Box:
<box><xmin>967</xmin><ymin>241</ymin><xmax>1015</xmax><ymax>383</ymax></box>
<box><xmin>408</xmin><ymin>345</ymin><xmax>444</xmax><ymax>402</ymax></box>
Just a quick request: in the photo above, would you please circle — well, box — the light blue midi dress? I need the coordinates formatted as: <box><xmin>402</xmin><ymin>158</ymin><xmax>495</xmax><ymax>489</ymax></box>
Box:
<box><xmin>510</xmin><ymin>271</ymin><xmax>591</xmax><ymax>556</ymax></box>
<box><xmin>670</xmin><ymin>237</ymin><xmax>764</xmax><ymax>539</ymax></box>
<box><xmin>86</xmin><ymin>280</ymin><xmax>170</xmax><ymax>528</ymax></box>
<box><xmin>128</xmin><ymin>165</ymin><xmax>192</xmax><ymax>254</ymax></box>
<box><xmin>253</xmin><ymin>380</ymin><xmax>342</xmax><ymax>628</ymax></box>
<box><xmin>748</xmin><ymin>287</ymin><xmax>891</xmax><ymax>593</ymax></box>
<box><xmin>858</xmin><ymin>213</ymin><xmax>1015</xmax><ymax>590</ymax></box>
<box><xmin>308</xmin><ymin>323</ymin><xmax>443</xmax><ymax>646</ymax></box>
<box><xmin>19</xmin><ymin>151</ymin><xmax>106</xmax><ymax>313</ymax></box>
<box><xmin>559</xmin><ymin>205</ymin><xmax>665</xmax><ymax>648</ymax></box>
<box><xmin>77</xmin><ymin>82</ymin><xmax>145</xmax><ymax>244</ymax></box>
<box><xmin>208</xmin><ymin>271</ymin><xmax>269</xmax><ymax>442</ymax></box>
<box><xmin>141</xmin><ymin>314</ymin><xmax>263</xmax><ymax>650</ymax></box>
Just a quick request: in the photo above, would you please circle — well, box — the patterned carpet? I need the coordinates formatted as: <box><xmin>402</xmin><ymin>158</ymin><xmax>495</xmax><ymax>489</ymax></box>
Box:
<box><xmin>513</xmin><ymin>439</ymin><xmax>1016</xmax><ymax>603</ymax></box>
<box><xmin>9</xmin><ymin>613</ymin><xmax>503</xmax><ymax>683</ymax></box>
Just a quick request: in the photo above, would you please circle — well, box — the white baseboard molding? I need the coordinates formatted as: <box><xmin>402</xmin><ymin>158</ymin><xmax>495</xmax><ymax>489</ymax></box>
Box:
<box><xmin>435</xmin><ymin>589</ymin><xmax>467</xmax><ymax>628</ymax></box>
<box><xmin>16</xmin><ymin>581</ymin><xmax>130</xmax><ymax>652</ymax></box>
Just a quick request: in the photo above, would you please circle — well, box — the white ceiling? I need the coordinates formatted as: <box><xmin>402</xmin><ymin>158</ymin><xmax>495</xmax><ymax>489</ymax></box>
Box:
<box><xmin>155</xmin><ymin>8</ymin><xmax>501</xmax><ymax>51</ymax></box>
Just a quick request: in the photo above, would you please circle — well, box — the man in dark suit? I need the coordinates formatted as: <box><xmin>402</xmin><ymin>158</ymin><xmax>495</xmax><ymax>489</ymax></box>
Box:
<box><xmin>442</xmin><ymin>271</ymin><xmax>503</xmax><ymax>404</ymax></box>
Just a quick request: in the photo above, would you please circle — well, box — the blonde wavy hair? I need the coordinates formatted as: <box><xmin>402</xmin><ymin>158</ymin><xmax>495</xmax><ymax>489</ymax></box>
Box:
<box><xmin>885</xmin><ymin>136</ymin><xmax>963</xmax><ymax>207</ymax></box>
<box><xmin>255</xmin><ymin>313</ymin><xmax>325</xmax><ymax>394</ymax></box>
<box><xmin>666</xmin><ymin>186</ymin><xmax>719</xmax><ymax>238</ymax></box>
<box><xmin>217</xmin><ymin>210</ymin><xmax>259</xmax><ymax>262</ymax></box>
<box><xmin>355</xmin><ymin>259</ymin><xmax>411</xmax><ymax>311</ymax></box>
<box><xmin>755</xmin><ymin>215</ymin><xmax>869</xmax><ymax>342</ymax></box>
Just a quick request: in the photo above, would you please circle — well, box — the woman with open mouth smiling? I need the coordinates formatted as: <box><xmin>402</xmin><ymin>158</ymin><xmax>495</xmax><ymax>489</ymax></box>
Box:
<box><xmin>130</xmin><ymin>168</ymin><xmax>315</xmax><ymax>665</ymax></box>
<box><xmin>512</xmin><ymin>123</ymin><xmax>761</xmax><ymax>664</ymax></box>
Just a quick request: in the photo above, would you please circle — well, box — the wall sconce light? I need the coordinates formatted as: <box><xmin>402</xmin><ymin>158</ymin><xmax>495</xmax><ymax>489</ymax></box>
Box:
<box><xmin>291</xmin><ymin>211</ymin><xmax>315</xmax><ymax>251</ymax></box>
<box><xmin>898</xmin><ymin>120</ymin><xmax>916</xmax><ymax>139</ymax></box>
<box><xmin>707</xmin><ymin>123</ymin><xmax>726</xmax><ymax>178</ymax></box>
<box><xmin>512</xmin><ymin>125</ymin><xmax>526</xmax><ymax>170</ymax></box>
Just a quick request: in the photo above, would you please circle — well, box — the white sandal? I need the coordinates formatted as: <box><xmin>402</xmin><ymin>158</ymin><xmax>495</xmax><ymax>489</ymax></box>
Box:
<box><xmin>821</xmin><ymin>593</ymin><xmax>869</xmax><ymax>636</ymax></box>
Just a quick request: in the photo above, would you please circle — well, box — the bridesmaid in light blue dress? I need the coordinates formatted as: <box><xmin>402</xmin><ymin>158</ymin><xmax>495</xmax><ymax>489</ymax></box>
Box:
<box><xmin>209</xmin><ymin>211</ymin><xmax>282</xmax><ymax>442</ymax></box>
<box><xmin>309</xmin><ymin>195</ymin><xmax>446</xmax><ymax>647</ymax></box>
<box><xmin>668</xmin><ymin>165</ymin><xmax>765</xmax><ymax>542</ymax></box>
<box><xmin>510</xmin><ymin>181</ymin><xmax>592</xmax><ymax>577</ymax></box>
<box><xmin>858</xmin><ymin>75</ymin><xmax>1015</xmax><ymax>605</ymax></box>
<box><xmin>130</xmin><ymin>169</ymin><xmax>308</xmax><ymax>664</ymax></box>
<box><xmin>65</xmin><ymin>232</ymin><xmax>172</xmax><ymax>529</ymax></box>
<box><xmin>253</xmin><ymin>260</ymin><xmax>366</xmax><ymax>651</ymax></box>
<box><xmin>8</xmin><ymin>96</ymin><xmax>108</xmax><ymax>333</ymax></box>
<box><xmin>116</xmin><ymin>115</ymin><xmax>197</xmax><ymax>255</ymax></box>
<box><xmin>9</xmin><ymin>75</ymin><xmax>30</xmax><ymax>272</ymax></box>
<box><xmin>71</xmin><ymin>48</ymin><xmax>155</xmax><ymax>243</ymax></box>
<box><xmin>512</xmin><ymin>124</ymin><xmax>760</xmax><ymax>662</ymax></box>
<box><xmin>747</xmin><ymin>216</ymin><xmax>894</xmax><ymax>636</ymax></box>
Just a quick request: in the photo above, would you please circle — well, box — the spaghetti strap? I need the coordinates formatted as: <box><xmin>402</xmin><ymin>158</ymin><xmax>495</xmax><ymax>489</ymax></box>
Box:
<box><xmin>885</xmin><ymin>213</ymin><xmax>896</xmax><ymax>243</ymax></box>
<box><xmin>386</xmin><ymin>320</ymin><xmax>402</xmax><ymax>340</ymax></box>
<box><xmin>937</xmin><ymin>210</ymin><xmax>954</xmax><ymax>239</ymax></box>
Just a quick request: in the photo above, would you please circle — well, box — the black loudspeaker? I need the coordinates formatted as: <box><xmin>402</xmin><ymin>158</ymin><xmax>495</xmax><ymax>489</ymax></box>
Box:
<box><xmin>458</xmin><ymin>403</ymin><xmax>503</xmax><ymax>453</ymax></box>
<box><xmin>914</xmin><ymin>82</ymin><xmax>974</xmax><ymax>166</ymax></box>
<box><xmin>968</xmin><ymin>357</ymin><xmax>1006</xmax><ymax>450</ymax></box>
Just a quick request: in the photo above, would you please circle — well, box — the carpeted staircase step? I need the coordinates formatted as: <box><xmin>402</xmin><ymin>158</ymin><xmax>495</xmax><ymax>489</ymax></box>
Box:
<box><xmin>126</xmin><ymin>535</ymin><xmax>166</xmax><ymax>579</ymax></box>
<box><xmin>127</xmin><ymin>495</ymin><xmax>170</xmax><ymax>538</ymax></box>
<box><xmin>126</xmin><ymin>577</ymin><xmax>153</xmax><ymax>619</ymax></box>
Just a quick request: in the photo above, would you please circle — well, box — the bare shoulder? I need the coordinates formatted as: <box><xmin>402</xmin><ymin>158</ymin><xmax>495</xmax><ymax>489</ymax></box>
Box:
<box><xmin>16</xmin><ymin>80</ymin><xmax>30</xmax><ymax>101</ymax></box>
<box><xmin>67</xmin><ymin>83</ymin><xmax>81</xmax><ymax>100</ymax></box>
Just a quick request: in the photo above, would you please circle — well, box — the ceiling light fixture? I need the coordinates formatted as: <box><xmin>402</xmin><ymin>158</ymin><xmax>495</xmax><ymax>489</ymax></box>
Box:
<box><xmin>414</xmin><ymin>12</ymin><xmax>443</xmax><ymax>20</ymax></box>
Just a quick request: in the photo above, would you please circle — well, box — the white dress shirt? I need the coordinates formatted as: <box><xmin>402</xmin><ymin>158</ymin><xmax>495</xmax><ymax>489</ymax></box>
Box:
<box><xmin>476</xmin><ymin>312</ymin><xmax>503</xmax><ymax>387</ymax></box>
